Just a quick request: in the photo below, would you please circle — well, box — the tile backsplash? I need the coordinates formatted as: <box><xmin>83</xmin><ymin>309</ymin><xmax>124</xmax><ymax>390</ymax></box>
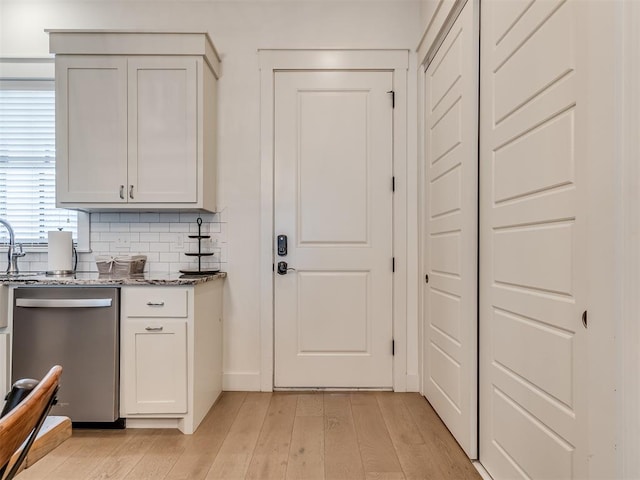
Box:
<box><xmin>18</xmin><ymin>212</ymin><xmax>227</xmax><ymax>274</ymax></box>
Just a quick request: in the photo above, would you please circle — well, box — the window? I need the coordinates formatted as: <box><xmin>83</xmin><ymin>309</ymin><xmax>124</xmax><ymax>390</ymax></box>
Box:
<box><xmin>0</xmin><ymin>80</ymin><xmax>79</xmax><ymax>245</ymax></box>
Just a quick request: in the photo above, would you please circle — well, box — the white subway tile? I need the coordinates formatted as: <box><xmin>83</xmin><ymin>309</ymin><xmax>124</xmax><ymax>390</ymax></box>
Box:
<box><xmin>129</xmin><ymin>243</ymin><xmax>150</xmax><ymax>252</ymax></box>
<box><xmin>170</xmin><ymin>243</ymin><xmax>188</xmax><ymax>254</ymax></box>
<box><xmin>80</xmin><ymin>211</ymin><xmax>231</xmax><ymax>275</ymax></box>
<box><xmin>169</xmin><ymin>223</ymin><xmax>190</xmax><ymax>233</ymax></box>
<box><xmin>91</xmin><ymin>222</ymin><xmax>110</xmax><ymax>232</ymax></box>
<box><xmin>159</xmin><ymin>213</ymin><xmax>180</xmax><ymax>223</ymax></box>
<box><xmin>139</xmin><ymin>233</ymin><xmax>160</xmax><ymax>242</ymax></box>
<box><xmin>139</xmin><ymin>213</ymin><xmax>160</xmax><ymax>222</ymax></box>
<box><xmin>119</xmin><ymin>213</ymin><xmax>140</xmax><ymax>222</ymax></box>
<box><xmin>149</xmin><ymin>243</ymin><xmax>171</xmax><ymax>253</ymax></box>
<box><xmin>90</xmin><ymin>242</ymin><xmax>110</xmax><ymax>252</ymax></box>
<box><xmin>189</xmin><ymin>222</ymin><xmax>210</xmax><ymax>233</ymax></box>
<box><xmin>110</xmin><ymin>224</ymin><xmax>130</xmax><ymax>233</ymax></box>
<box><xmin>160</xmin><ymin>252</ymin><xmax>180</xmax><ymax>262</ymax></box>
<box><xmin>100</xmin><ymin>232</ymin><xmax>121</xmax><ymax>242</ymax></box>
<box><xmin>149</xmin><ymin>262</ymin><xmax>170</xmax><ymax>273</ymax></box>
<box><xmin>179</xmin><ymin>213</ymin><xmax>201</xmax><ymax>223</ymax></box>
<box><xmin>129</xmin><ymin>223</ymin><xmax>150</xmax><ymax>232</ymax></box>
<box><xmin>99</xmin><ymin>213</ymin><xmax>120</xmax><ymax>223</ymax></box>
<box><xmin>144</xmin><ymin>252</ymin><xmax>160</xmax><ymax>262</ymax></box>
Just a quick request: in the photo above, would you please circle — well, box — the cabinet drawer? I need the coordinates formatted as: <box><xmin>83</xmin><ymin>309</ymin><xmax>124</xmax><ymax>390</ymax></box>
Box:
<box><xmin>123</xmin><ymin>287</ymin><xmax>188</xmax><ymax>318</ymax></box>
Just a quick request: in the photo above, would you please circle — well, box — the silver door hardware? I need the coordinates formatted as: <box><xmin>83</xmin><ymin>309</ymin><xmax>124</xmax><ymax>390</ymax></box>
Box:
<box><xmin>146</xmin><ymin>301</ymin><xmax>165</xmax><ymax>307</ymax></box>
<box><xmin>119</xmin><ymin>185</ymin><xmax>125</xmax><ymax>199</ymax></box>
<box><xmin>582</xmin><ymin>310</ymin><xmax>588</xmax><ymax>329</ymax></box>
<box><xmin>145</xmin><ymin>326</ymin><xmax>164</xmax><ymax>332</ymax></box>
<box><xmin>129</xmin><ymin>185</ymin><xmax>134</xmax><ymax>199</ymax></box>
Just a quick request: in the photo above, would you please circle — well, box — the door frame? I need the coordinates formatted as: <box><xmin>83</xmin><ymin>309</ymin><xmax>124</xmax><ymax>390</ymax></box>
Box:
<box><xmin>259</xmin><ymin>49</ymin><xmax>409</xmax><ymax>392</ymax></box>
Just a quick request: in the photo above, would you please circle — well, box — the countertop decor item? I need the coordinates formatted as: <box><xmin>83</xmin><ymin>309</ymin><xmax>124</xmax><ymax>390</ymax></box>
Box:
<box><xmin>179</xmin><ymin>217</ymin><xmax>219</xmax><ymax>276</ymax></box>
<box><xmin>47</xmin><ymin>229</ymin><xmax>75</xmax><ymax>275</ymax></box>
<box><xmin>95</xmin><ymin>255</ymin><xmax>146</xmax><ymax>276</ymax></box>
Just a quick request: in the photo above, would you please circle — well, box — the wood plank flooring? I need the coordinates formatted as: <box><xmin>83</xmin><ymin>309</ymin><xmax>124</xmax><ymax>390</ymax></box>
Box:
<box><xmin>16</xmin><ymin>392</ymin><xmax>480</xmax><ymax>480</ymax></box>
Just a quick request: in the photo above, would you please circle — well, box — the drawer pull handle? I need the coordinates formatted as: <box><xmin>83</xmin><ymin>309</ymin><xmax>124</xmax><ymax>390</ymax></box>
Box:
<box><xmin>145</xmin><ymin>326</ymin><xmax>163</xmax><ymax>332</ymax></box>
<box><xmin>146</xmin><ymin>301</ymin><xmax>165</xmax><ymax>307</ymax></box>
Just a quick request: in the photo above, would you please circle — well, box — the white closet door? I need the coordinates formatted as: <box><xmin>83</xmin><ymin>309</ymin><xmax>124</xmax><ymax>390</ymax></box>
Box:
<box><xmin>423</xmin><ymin>0</ymin><xmax>478</xmax><ymax>458</ymax></box>
<box><xmin>479</xmin><ymin>1</ymin><xmax>588</xmax><ymax>478</ymax></box>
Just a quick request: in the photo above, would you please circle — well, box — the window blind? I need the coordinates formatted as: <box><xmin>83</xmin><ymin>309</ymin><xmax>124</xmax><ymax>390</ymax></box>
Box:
<box><xmin>0</xmin><ymin>82</ymin><xmax>77</xmax><ymax>244</ymax></box>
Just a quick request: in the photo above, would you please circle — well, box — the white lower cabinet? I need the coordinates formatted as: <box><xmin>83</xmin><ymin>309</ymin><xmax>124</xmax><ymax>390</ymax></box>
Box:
<box><xmin>120</xmin><ymin>280</ymin><xmax>223</xmax><ymax>433</ymax></box>
<box><xmin>123</xmin><ymin>319</ymin><xmax>187</xmax><ymax>414</ymax></box>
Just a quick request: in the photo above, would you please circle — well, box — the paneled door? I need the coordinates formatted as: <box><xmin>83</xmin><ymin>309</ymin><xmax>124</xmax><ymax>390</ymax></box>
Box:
<box><xmin>423</xmin><ymin>0</ymin><xmax>478</xmax><ymax>458</ymax></box>
<box><xmin>479</xmin><ymin>1</ymin><xmax>588</xmax><ymax>478</ymax></box>
<box><xmin>274</xmin><ymin>71</ymin><xmax>394</xmax><ymax>388</ymax></box>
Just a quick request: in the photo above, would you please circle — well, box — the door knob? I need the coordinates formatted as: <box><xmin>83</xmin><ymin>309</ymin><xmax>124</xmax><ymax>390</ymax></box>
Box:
<box><xmin>277</xmin><ymin>261</ymin><xmax>296</xmax><ymax>275</ymax></box>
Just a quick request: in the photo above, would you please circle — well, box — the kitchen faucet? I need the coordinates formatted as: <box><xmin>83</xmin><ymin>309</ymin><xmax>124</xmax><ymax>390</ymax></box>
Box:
<box><xmin>0</xmin><ymin>218</ymin><xmax>25</xmax><ymax>274</ymax></box>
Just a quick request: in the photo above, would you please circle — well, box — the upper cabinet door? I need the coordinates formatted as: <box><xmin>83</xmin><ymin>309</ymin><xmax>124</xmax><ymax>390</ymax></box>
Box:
<box><xmin>56</xmin><ymin>56</ymin><xmax>128</xmax><ymax>204</ymax></box>
<box><xmin>127</xmin><ymin>57</ymin><xmax>198</xmax><ymax>204</ymax></box>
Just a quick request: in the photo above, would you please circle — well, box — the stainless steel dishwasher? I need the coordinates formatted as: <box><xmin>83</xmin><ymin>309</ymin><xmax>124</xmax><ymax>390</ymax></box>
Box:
<box><xmin>12</xmin><ymin>286</ymin><xmax>122</xmax><ymax>426</ymax></box>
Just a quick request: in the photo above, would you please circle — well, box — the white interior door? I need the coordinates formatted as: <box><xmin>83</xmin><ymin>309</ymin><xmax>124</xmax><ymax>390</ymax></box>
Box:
<box><xmin>480</xmin><ymin>1</ymin><xmax>587</xmax><ymax>478</ymax></box>
<box><xmin>423</xmin><ymin>0</ymin><xmax>478</xmax><ymax>458</ymax></box>
<box><xmin>274</xmin><ymin>70</ymin><xmax>394</xmax><ymax>388</ymax></box>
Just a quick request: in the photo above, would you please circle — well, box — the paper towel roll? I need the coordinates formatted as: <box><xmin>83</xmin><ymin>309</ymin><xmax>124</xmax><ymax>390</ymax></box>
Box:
<box><xmin>48</xmin><ymin>230</ymin><xmax>73</xmax><ymax>272</ymax></box>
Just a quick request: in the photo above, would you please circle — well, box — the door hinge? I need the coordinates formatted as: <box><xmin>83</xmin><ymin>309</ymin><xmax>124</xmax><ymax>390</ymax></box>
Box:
<box><xmin>392</xmin><ymin>176</ymin><xmax>395</xmax><ymax>192</ymax></box>
<box><xmin>392</xmin><ymin>257</ymin><xmax>395</xmax><ymax>272</ymax></box>
<box><xmin>387</xmin><ymin>90</ymin><xmax>395</xmax><ymax>109</ymax></box>
<box><xmin>392</xmin><ymin>339</ymin><xmax>395</xmax><ymax>356</ymax></box>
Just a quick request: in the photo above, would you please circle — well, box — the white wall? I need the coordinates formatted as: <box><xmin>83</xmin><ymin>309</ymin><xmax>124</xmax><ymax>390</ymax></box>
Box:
<box><xmin>0</xmin><ymin>0</ymin><xmax>422</xmax><ymax>390</ymax></box>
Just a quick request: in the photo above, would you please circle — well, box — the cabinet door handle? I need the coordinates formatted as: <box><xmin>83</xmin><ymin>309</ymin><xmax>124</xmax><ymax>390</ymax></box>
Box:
<box><xmin>129</xmin><ymin>185</ymin><xmax>134</xmax><ymax>199</ymax></box>
<box><xmin>145</xmin><ymin>326</ymin><xmax>164</xmax><ymax>332</ymax></box>
<box><xmin>119</xmin><ymin>185</ymin><xmax>125</xmax><ymax>199</ymax></box>
<box><xmin>146</xmin><ymin>301</ymin><xmax>165</xmax><ymax>307</ymax></box>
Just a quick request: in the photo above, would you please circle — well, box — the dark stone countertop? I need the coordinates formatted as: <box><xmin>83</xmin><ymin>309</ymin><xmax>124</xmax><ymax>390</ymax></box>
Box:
<box><xmin>0</xmin><ymin>271</ymin><xmax>226</xmax><ymax>286</ymax></box>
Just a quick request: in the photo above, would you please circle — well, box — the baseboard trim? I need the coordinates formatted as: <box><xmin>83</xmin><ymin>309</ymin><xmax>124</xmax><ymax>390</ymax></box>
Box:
<box><xmin>222</xmin><ymin>372</ymin><xmax>420</xmax><ymax>392</ymax></box>
<box><xmin>223</xmin><ymin>372</ymin><xmax>262</xmax><ymax>391</ymax></box>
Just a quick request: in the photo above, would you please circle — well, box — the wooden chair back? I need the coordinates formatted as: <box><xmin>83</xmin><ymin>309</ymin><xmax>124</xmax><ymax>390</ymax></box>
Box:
<box><xmin>0</xmin><ymin>365</ymin><xmax>62</xmax><ymax>480</ymax></box>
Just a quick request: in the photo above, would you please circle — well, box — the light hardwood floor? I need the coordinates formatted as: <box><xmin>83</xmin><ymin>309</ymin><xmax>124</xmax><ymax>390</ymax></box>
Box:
<box><xmin>16</xmin><ymin>392</ymin><xmax>481</xmax><ymax>480</ymax></box>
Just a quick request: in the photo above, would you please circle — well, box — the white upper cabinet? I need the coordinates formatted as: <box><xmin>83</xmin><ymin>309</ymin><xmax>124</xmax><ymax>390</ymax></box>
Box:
<box><xmin>49</xmin><ymin>31</ymin><xmax>220</xmax><ymax>212</ymax></box>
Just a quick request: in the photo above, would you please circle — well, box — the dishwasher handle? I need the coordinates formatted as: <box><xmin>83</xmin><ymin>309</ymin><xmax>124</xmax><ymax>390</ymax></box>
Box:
<box><xmin>15</xmin><ymin>298</ymin><xmax>113</xmax><ymax>308</ymax></box>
